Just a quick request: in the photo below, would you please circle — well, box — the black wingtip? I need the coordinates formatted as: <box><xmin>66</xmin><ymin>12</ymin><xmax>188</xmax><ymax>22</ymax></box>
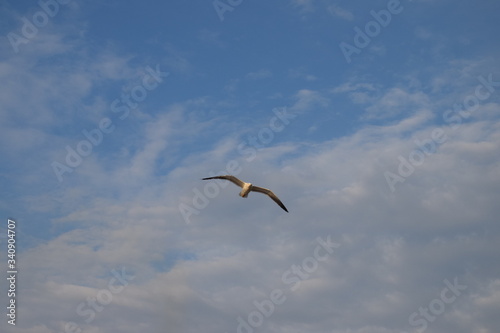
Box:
<box><xmin>279</xmin><ymin>204</ymin><xmax>289</xmax><ymax>213</ymax></box>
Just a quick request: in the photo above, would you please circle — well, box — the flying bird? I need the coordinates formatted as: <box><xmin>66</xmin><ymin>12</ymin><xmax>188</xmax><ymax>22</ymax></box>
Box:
<box><xmin>202</xmin><ymin>175</ymin><xmax>288</xmax><ymax>212</ymax></box>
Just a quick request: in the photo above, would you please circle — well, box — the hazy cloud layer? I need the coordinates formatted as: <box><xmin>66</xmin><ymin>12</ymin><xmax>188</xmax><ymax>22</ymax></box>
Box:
<box><xmin>1</xmin><ymin>1</ymin><xmax>499</xmax><ymax>333</ymax></box>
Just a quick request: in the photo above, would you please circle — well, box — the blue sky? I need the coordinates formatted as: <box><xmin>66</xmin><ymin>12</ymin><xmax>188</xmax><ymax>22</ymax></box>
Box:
<box><xmin>1</xmin><ymin>0</ymin><xmax>500</xmax><ymax>332</ymax></box>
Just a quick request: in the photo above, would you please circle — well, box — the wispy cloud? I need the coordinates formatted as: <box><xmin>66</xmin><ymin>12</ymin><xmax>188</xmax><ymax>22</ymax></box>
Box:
<box><xmin>328</xmin><ymin>4</ymin><xmax>354</xmax><ymax>21</ymax></box>
<box><xmin>245</xmin><ymin>69</ymin><xmax>273</xmax><ymax>80</ymax></box>
<box><xmin>291</xmin><ymin>0</ymin><xmax>315</xmax><ymax>13</ymax></box>
<box><xmin>1</xmin><ymin>1</ymin><xmax>500</xmax><ymax>332</ymax></box>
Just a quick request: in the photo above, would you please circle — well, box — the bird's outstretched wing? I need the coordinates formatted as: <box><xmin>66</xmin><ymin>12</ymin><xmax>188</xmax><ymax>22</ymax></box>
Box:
<box><xmin>251</xmin><ymin>186</ymin><xmax>289</xmax><ymax>212</ymax></box>
<box><xmin>202</xmin><ymin>175</ymin><xmax>245</xmax><ymax>188</ymax></box>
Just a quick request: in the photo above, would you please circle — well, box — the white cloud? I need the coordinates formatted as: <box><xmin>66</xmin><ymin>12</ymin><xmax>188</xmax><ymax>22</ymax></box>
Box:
<box><xmin>198</xmin><ymin>28</ymin><xmax>225</xmax><ymax>47</ymax></box>
<box><xmin>290</xmin><ymin>89</ymin><xmax>330</xmax><ymax>113</ymax></box>
<box><xmin>288</xmin><ymin>67</ymin><xmax>318</xmax><ymax>81</ymax></box>
<box><xmin>2</xmin><ymin>2</ymin><xmax>500</xmax><ymax>332</ymax></box>
<box><xmin>364</xmin><ymin>88</ymin><xmax>431</xmax><ymax>119</ymax></box>
<box><xmin>333</xmin><ymin>81</ymin><xmax>431</xmax><ymax>120</ymax></box>
<box><xmin>291</xmin><ymin>0</ymin><xmax>315</xmax><ymax>13</ymax></box>
<box><xmin>328</xmin><ymin>4</ymin><xmax>354</xmax><ymax>21</ymax></box>
<box><xmin>245</xmin><ymin>69</ymin><xmax>273</xmax><ymax>80</ymax></box>
<box><xmin>10</xmin><ymin>100</ymin><xmax>499</xmax><ymax>332</ymax></box>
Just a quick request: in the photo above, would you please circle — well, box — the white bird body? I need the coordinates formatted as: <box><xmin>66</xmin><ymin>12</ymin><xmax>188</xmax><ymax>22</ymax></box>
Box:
<box><xmin>202</xmin><ymin>175</ymin><xmax>288</xmax><ymax>212</ymax></box>
<box><xmin>239</xmin><ymin>182</ymin><xmax>252</xmax><ymax>197</ymax></box>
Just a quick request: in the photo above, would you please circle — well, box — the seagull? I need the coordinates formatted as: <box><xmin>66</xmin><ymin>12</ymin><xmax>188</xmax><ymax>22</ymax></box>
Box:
<box><xmin>202</xmin><ymin>175</ymin><xmax>288</xmax><ymax>212</ymax></box>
